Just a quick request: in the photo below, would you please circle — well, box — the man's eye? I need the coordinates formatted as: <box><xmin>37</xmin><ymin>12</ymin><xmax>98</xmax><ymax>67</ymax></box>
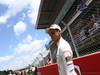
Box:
<box><xmin>51</xmin><ymin>32</ymin><xmax>55</xmax><ymax>34</ymax></box>
<box><xmin>49</xmin><ymin>32</ymin><xmax>55</xmax><ymax>35</ymax></box>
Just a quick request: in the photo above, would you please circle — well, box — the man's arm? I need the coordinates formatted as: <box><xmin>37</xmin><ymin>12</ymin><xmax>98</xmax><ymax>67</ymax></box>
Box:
<box><xmin>63</xmin><ymin>51</ymin><xmax>72</xmax><ymax>62</ymax></box>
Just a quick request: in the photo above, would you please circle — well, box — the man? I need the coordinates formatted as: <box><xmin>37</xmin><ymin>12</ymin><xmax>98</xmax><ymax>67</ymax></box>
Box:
<box><xmin>46</xmin><ymin>24</ymin><xmax>77</xmax><ymax>75</ymax></box>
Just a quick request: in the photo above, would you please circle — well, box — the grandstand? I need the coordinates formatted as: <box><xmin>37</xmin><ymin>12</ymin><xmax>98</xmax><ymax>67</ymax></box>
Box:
<box><xmin>36</xmin><ymin>0</ymin><xmax>100</xmax><ymax>62</ymax></box>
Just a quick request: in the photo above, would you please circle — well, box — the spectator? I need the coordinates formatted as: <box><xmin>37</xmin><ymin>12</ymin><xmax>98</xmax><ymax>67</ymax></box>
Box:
<box><xmin>94</xmin><ymin>21</ymin><xmax>100</xmax><ymax>30</ymax></box>
<box><xmin>8</xmin><ymin>71</ymin><xmax>13</xmax><ymax>75</ymax></box>
<box><xmin>31</xmin><ymin>66</ymin><xmax>38</xmax><ymax>75</ymax></box>
<box><xmin>84</xmin><ymin>28</ymin><xmax>89</xmax><ymax>37</ymax></box>
<box><xmin>47</xmin><ymin>57</ymin><xmax>52</xmax><ymax>64</ymax></box>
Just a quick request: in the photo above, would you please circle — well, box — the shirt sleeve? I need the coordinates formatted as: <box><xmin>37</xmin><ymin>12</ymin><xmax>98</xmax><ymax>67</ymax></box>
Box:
<box><xmin>61</xmin><ymin>42</ymin><xmax>73</xmax><ymax>61</ymax></box>
<box><xmin>63</xmin><ymin>50</ymin><xmax>72</xmax><ymax>58</ymax></box>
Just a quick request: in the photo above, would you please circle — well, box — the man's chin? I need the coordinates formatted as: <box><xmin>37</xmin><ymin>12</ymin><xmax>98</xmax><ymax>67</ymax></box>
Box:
<box><xmin>53</xmin><ymin>40</ymin><xmax>58</xmax><ymax>43</ymax></box>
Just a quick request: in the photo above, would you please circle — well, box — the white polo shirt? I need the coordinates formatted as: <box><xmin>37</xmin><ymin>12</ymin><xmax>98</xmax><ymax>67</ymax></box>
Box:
<box><xmin>57</xmin><ymin>37</ymin><xmax>77</xmax><ymax>75</ymax></box>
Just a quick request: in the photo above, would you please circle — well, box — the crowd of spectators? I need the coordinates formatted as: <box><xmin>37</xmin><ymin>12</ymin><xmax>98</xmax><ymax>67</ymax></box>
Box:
<box><xmin>0</xmin><ymin>66</ymin><xmax>38</xmax><ymax>75</ymax></box>
<box><xmin>73</xmin><ymin>20</ymin><xmax>100</xmax><ymax>44</ymax></box>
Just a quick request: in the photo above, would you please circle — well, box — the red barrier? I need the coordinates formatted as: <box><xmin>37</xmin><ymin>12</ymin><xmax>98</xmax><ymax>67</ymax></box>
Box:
<box><xmin>37</xmin><ymin>63</ymin><xmax>59</xmax><ymax>75</ymax></box>
<box><xmin>37</xmin><ymin>52</ymin><xmax>100</xmax><ymax>75</ymax></box>
<box><xmin>73</xmin><ymin>52</ymin><xmax>100</xmax><ymax>75</ymax></box>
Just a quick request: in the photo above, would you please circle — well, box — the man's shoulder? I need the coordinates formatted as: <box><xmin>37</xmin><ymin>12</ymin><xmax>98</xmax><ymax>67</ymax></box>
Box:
<box><xmin>59</xmin><ymin>38</ymin><xmax>72</xmax><ymax>51</ymax></box>
<box><xmin>61</xmin><ymin>39</ymin><xmax>70</xmax><ymax>46</ymax></box>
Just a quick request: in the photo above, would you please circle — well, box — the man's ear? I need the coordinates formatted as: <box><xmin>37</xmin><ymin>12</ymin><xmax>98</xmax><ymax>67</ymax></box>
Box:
<box><xmin>57</xmin><ymin>30</ymin><xmax>61</xmax><ymax>33</ymax></box>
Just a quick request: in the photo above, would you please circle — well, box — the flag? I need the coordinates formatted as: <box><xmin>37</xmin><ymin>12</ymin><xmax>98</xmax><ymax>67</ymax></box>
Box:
<box><xmin>79</xmin><ymin>2</ymin><xmax>87</xmax><ymax>11</ymax></box>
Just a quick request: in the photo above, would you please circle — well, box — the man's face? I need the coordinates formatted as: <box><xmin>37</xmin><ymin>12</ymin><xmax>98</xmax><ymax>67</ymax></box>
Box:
<box><xmin>48</xmin><ymin>29</ymin><xmax>61</xmax><ymax>43</ymax></box>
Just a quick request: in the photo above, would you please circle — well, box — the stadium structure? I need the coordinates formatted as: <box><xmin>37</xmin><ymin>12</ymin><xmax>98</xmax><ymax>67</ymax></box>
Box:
<box><xmin>35</xmin><ymin>0</ymin><xmax>100</xmax><ymax>75</ymax></box>
<box><xmin>36</xmin><ymin>0</ymin><xmax>100</xmax><ymax>62</ymax></box>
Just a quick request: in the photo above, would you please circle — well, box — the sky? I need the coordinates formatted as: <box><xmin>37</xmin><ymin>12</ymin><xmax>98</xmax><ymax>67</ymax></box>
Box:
<box><xmin>0</xmin><ymin>0</ymin><xmax>50</xmax><ymax>70</ymax></box>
